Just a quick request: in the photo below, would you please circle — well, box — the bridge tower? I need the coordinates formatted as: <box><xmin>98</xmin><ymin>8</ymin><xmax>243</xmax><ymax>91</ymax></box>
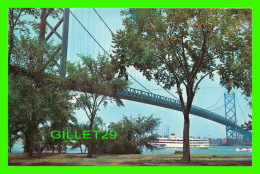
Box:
<box><xmin>224</xmin><ymin>92</ymin><xmax>239</xmax><ymax>144</ymax></box>
<box><xmin>60</xmin><ymin>8</ymin><xmax>70</xmax><ymax>78</ymax></box>
<box><xmin>41</xmin><ymin>8</ymin><xmax>70</xmax><ymax>78</ymax></box>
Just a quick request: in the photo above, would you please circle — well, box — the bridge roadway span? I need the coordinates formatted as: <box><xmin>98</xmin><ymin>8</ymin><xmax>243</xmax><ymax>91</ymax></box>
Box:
<box><xmin>8</xmin><ymin>65</ymin><xmax>251</xmax><ymax>137</ymax></box>
<box><xmin>117</xmin><ymin>88</ymin><xmax>251</xmax><ymax>137</ymax></box>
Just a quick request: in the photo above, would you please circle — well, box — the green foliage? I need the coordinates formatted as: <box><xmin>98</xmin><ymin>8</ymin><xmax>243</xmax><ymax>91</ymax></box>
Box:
<box><xmin>9</xmin><ymin>73</ymin><xmax>50</xmax><ymax>154</ymax></box>
<box><xmin>107</xmin><ymin>115</ymin><xmax>161</xmax><ymax>154</ymax></box>
<box><xmin>8</xmin><ymin>9</ymin><xmax>75</xmax><ymax>156</ymax></box>
<box><xmin>113</xmin><ymin>9</ymin><xmax>251</xmax><ymax>95</ymax></box>
<box><xmin>241</xmin><ymin>115</ymin><xmax>252</xmax><ymax>131</ymax></box>
<box><xmin>11</xmin><ymin>36</ymin><xmax>62</xmax><ymax>74</ymax></box>
<box><xmin>217</xmin><ymin>11</ymin><xmax>252</xmax><ymax>97</ymax></box>
<box><xmin>67</xmin><ymin>54</ymin><xmax>129</xmax><ymax>101</ymax></box>
<box><xmin>174</xmin><ymin>150</ymin><xmax>183</xmax><ymax>154</ymax></box>
<box><xmin>112</xmin><ymin>8</ymin><xmax>251</xmax><ymax>161</ymax></box>
<box><xmin>67</xmin><ymin>54</ymin><xmax>129</xmax><ymax>121</ymax></box>
<box><xmin>67</xmin><ymin>54</ymin><xmax>129</xmax><ymax>157</ymax></box>
<box><xmin>8</xmin><ymin>8</ymin><xmax>62</xmax><ymax>65</ymax></box>
<box><xmin>68</xmin><ymin>115</ymin><xmax>160</xmax><ymax>155</ymax></box>
<box><xmin>241</xmin><ymin>102</ymin><xmax>252</xmax><ymax>131</ymax></box>
<box><xmin>9</xmin><ymin>73</ymin><xmax>50</xmax><ymax>133</ymax></box>
<box><xmin>8</xmin><ymin>72</ymin><xmax>76</xmax><ymax>154</ymax></box>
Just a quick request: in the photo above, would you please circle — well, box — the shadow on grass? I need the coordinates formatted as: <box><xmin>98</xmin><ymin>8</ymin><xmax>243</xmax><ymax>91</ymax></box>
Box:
<box><xmin>9</xmin><ymin>162</ymin><xmax>88</xmax><ymax>166</ymax></box>
<box><xmin>9</xmin><ymin>153</ymin><xmax>64</xmax><ymax>160</ymax></box>
<box><xmin>120</xmin><ymin>160</ymin><xmax>194</xmax><ymax>166</ymax></box>
<box><xmin>120</xmin><ymin>160</ymin><xmax>252</xmax><ymax>166</ymax></box>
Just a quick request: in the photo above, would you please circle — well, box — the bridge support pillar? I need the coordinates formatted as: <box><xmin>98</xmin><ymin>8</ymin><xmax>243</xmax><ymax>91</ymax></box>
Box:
<box><xmin>44</xmin><ymin>8</ymin><xmax>70</xmax><ymax>78</ymax></box>
<box><xmin>61</xmin><ymin>8</ymin><xmax>70</xmax><ymax>78</ymax></box>
<box><xmin>224</xmin><ymin>92</ymin><xmax>238</xmax><ymax>144</ymax></box>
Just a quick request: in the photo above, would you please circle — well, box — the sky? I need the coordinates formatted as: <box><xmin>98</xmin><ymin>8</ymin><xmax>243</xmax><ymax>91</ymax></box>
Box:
<box><xmin>49</xmin><ymin>8</ymin><xmax>251</xmax><ymax>139</ymax></box>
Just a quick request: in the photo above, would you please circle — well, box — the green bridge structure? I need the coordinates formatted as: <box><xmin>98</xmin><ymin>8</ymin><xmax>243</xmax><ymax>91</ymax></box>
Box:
<box><xmin>10</xmin><ymin>8</ymin><xmax>252</xmax><ymax>143</ymax></box>
<box><xmin>43</xmin><ymin>8</ymin><xmax>253</xmax><ymax>143</ymax></box>
<box><xmin>117</xmin><ymin>87</ymin><xmax>252</xmax><ymax>142</ymax></box>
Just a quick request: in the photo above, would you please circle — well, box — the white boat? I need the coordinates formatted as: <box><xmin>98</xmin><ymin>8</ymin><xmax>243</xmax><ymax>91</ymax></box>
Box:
<box><xmin>234</xmin><ymin>147</ymin><xmax>252</xmax><ymax>151</ymax></box>
<box><xmin>152</xmin><ymin>136</ymin><xmax>210</xmax><ymax>149</ymax></box>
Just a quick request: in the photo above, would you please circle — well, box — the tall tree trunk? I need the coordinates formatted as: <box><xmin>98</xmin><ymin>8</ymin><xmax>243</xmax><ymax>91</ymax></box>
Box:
<box><xmin>8</xmin><ymin>134</ymin><xmax>12</xmax><ymax>153</ymax></box>
<box><xmin>182</xmin><ymin>86</ymin><xmax>195</xmax><ymax>162</ymax></box>
<box><xmin>87</xmin><ymin>119</ymin><xmax>94</xmax><ymax>158</ymax></box>
<box><xmin>87</xmin><ymin>142</ymin><xmax>93</xmax><ymax>158</ymax></box>
<box><xmin>24</xmin><ymin>132</ymin><xmax>29</xmax><ymax>153</ymax></box>
<box><xmin>38</xmin><ymin>8</ymin><xmax>47</xmax><ymax>70</ymax></box>
<box><xmin>28</xmin><ymin>130</ymin><xmax>34</xmax><ymax>157</ymax></box>
<box><xmin>182</xmin><ymin>112</ymin><xmax>191</xmax><ymax>162</ymax></box>
<box><xmin>52</xmin><ymin>139</ymin><xmax>55</xmax><ymax>153</ymax></box>
<box><xmin>8</xmin><ymin>27</ymin><xmax>14</xmax><ymax>66</ymax></box>
<box><xmin>179</xmin><ymin>85</ymin><xmax>194</xmax><ymax>163</ymax></box>
<box><xmin>80</xmin><ymin>143</ymin><xmax>83</xmax><ymax>154</ymax></box>
<box><xmin>39</xmin><ymin>8</ymin><xmax>46</xmax><ymax>43</ymax></box>
<box><xmin>58</xmin><ymin>142</ymin><xmax>61</xmax><ymax>153</ymax></box>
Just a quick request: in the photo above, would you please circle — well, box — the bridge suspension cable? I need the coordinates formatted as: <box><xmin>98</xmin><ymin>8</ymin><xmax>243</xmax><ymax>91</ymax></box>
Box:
<box><xmin>69</xmin><ymin>10</ymin><xmax>107</xmax><ymax>54</ymax></box>
<box><xmin>208</xmin><ymin>104</ymin><xmax>224</xmax><ymax>112</ymax></box>
<box><xmin>152</xmin><ymin>79</ymin><xmax>179</xmax><ymax>100</ymax></box>
<box><xmin>92</xmin><ymin>8</ymin><xmax>114</xmax><ymax>35</ymax></box>
<box><xmin>235</xmin><ymin>96</ymin><xmax>248</xmax><ymax>122</ymax></box>
<box><xmin>205</xmin><ymin>95</ymin><xmax>224</xmax><ymax>110</ymax></box>
<box><xmin>126</xmin><ymin>73</ymin><xmax>152</xmax><ymax>93</ymax></box>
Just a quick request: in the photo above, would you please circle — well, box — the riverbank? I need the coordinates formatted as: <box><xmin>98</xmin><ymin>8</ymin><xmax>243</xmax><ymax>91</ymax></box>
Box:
<box><xmin>8</xmin><ymin>153</ymin><xmax>252</xmax><ymax>166</ymax></box>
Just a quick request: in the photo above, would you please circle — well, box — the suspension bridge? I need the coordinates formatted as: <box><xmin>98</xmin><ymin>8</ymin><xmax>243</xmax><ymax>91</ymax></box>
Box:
<box><xmin>12</xmin><ymin>8</ymin><xmax>252</xmax><ymax>142</ymax></box>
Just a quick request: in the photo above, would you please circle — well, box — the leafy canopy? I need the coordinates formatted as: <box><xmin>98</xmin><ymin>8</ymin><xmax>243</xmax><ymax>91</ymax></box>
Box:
<box><xmin>112</xmin><ymin>9</ymin><xmax>251</xmax><ymax>98</ymax></box>
<box><xmin>67</xmin><ymin>54</ymin><xmax>130</xmax><ymax>106</ymax></box>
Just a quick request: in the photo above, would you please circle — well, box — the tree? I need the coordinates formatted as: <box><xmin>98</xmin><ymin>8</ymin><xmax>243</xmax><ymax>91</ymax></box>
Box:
<box><xmin>67</xmin><ymin>54</ymin><xmax>129</xmax><ymax>157</ymax></box>
<box><xmin>217</xmin><ymin>10</ymin><xmax>252</xmax><ymax>98</ymax></box>
<box><xmin>46</xmin><ymin>90</ymin><xmax>76</xmax><ymax>153</ymax></box>
<box><xmin>8</xmin><ymin>8</ymin><xmax>62</xmax><ymax>66</ymax></box>
<box><xmin>9</xmin><ymin>69</ymin><xmax>76</xmax><ymax>156</ymax></box>
<box><xmin>8</xmin><ymin>8</ymin><xmax>38</xmax><ymax>65</ymax></box>
<box><xmin>112</xmin><ymin>8</ymin><xmax>251</xmax><ymax>162</ymax></box>
<box><xmin>108</xmin><ymin>115</ymin><xmax>160</xmax><ymax>154</ymax></box>
<box><xmin>9</xmin><ymin>73</ymin><xmax>52</xmax><ymax>157</ymax></box>
<box><xmin>216</xmin><ymin>10</ymin><xmax>252</xmax><ymax>131</ymax></box>
<box><xmin>8</xmin><ymin>8</ymin><xmax>75</xmax><ymax>157</ymax></box>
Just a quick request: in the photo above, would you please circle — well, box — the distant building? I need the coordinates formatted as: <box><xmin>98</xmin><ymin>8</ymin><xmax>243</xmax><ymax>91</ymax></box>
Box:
<box><xmin>221</xmin><ymin>139</ymin><xmax>238</xmax><ymax>144</ymax></box>
<box><xmin>157</xmin><ymin>125</ymin><xmax>169</xmax><ymax>138</ymax></box>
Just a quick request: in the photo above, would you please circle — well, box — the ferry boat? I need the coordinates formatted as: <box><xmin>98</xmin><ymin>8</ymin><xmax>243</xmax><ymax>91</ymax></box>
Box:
<box><xmin>234</xmin><ymin>147</ymin><xmax>252</xmax><ymax>151</ymax></box>
<box><xmin>152</xmin><ymin>136</ymin><xmax>210</xmax><ymax>149</ymax></box>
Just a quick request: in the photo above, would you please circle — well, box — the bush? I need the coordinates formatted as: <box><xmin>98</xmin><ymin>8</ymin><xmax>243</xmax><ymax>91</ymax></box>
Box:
<box><xmin>174</xmin><ymin>150</ymin><xmax>183</xmax><ymax>154</ymax></box>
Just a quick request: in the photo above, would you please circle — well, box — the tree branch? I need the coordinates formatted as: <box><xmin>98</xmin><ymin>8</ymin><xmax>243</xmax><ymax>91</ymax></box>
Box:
<box><xmin>74</xmin><ymin>95</ymin><xmax>91</xmax><ymax>120</ymax></box>
<box><xmin>189</xmin><ymin>28</ymin><xmax>208</xmax><ymax>81</ymax></box>
<box><xmin>13</xmin><ymin>9</ymin><xmax>24</xmax><ymax>27</ymax></box>
<box><xmin>193</xmin><ymin>69</ymin><xmax>219</xmax><ymax>93</ymax></box>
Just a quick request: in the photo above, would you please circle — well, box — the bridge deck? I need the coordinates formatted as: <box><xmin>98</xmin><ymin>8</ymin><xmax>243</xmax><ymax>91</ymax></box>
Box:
<box><xmin>117</xmin><ymin>88</ymin><xmax>251</xmax><ymax>137</ymax></box>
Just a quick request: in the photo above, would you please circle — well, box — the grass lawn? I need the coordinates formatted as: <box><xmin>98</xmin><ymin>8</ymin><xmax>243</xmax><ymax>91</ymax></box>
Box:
<box><xmin>8</xmin><ymin>153</ymin><xmax>252</xmax><ymax>166</ymax></box>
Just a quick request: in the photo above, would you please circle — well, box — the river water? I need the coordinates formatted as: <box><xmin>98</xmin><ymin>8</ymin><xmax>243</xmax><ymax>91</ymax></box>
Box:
<box><xmin>11</xmin><ymin>142</ymin><xmax>252</xmax><ymax>155</ymax></box>
<box><xmin>141</xmin><ymin>146</ymin><xmax>252</xmax><ymax>155</ymax></box>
